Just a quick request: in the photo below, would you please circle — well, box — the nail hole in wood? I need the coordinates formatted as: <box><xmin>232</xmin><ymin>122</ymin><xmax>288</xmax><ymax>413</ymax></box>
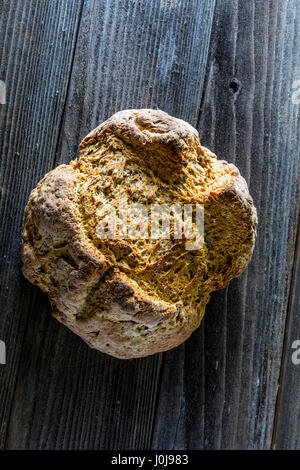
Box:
<box><xmin>229</xmin><ymin>78</ymin><xmax>241</xmax><ymax>94</ymax></box>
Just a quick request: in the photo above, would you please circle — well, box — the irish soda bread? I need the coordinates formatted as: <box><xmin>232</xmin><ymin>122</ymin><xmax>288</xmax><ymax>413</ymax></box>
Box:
<box><xmin>22</xmin><ymin>109</ymin><xmax>257</xmax><ymax>359</ymax></box>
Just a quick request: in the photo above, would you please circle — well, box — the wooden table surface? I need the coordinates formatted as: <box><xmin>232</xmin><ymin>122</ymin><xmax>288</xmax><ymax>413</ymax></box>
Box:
<box><xmin>0</xmin><ymin>0</ymin><xmax>299</xmax><ymax>450</ymax></box>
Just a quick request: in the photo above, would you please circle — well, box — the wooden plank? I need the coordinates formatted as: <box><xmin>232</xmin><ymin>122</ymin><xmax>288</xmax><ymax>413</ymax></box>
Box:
<box><xmin>152</xmin><ymin>0</ymin><xmax>300</xmax><ymax>449</ymax></box>
<box><xmin>0</xmin><ymin>0</ymin><xmax>85</xmax><ymax>448</ymax></box>
<box><xmin>272</xmin><ymin>218</ymin><xmax>300</xmax><ymax>449</ymax></box>
<box><xmin>3</xmin><ymin>0</ymin><xmax>216</xmax><ymax>449</ymax></box>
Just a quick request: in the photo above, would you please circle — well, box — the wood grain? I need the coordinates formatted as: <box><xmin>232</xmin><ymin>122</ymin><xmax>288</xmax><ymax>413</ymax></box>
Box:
<box><xmin>0</xmin><ymin>0</ymin><xmax>84</xmax><ymax>448</ymax></box>
<box><xmin>152</xmin><ymin>0</ymin><xmax>300</xmax><ymax>449</ymax></box>
<box><xmin>0</xmin><ymin>0</ymin><xmax>299</xmax><ymax>450</ymax></box>
<box><xmin>1</xmin><ymin>0</ymin><xmax>216</xmax><ymax>449</ymax></box>
<box><xmin>272</xmin><ymin>218</ymin><xmax>300</xmax><ymax>449</ymax></box>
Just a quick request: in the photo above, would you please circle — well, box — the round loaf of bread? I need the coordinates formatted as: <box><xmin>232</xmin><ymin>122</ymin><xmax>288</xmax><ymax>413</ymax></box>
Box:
<box><xmin>22</xmin><ymin>109</ymin><xmax>257</xmax><ymax>359</ymax></box>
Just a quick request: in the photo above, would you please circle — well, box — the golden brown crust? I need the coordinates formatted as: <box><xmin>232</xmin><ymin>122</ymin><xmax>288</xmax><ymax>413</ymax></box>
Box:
<box><xmin>22</xmin><ymin>109</ymin><xmax>257</xmax><ymax>359</ymax></box>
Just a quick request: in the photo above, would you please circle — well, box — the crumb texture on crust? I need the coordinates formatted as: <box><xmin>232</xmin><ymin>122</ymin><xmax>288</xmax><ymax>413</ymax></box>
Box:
<box><xmin>22</xmin><ymin>109</ymin><xmax>257</xmax><ymax>359</ymax></box>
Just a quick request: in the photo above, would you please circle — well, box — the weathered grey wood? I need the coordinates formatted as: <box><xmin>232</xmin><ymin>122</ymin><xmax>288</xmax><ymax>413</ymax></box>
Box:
<box><xmin>0</xmin><ymin>0</ymin><xmax>85</xmax><ymax>448</ymax></box>
<box><xmin>152</xmin><ymin>0</ymin><xmax>300</xmax><ymax>450</ymax></box>
<box><xmin>1</xmin><ymin>0</ymin><xmax>299</xmax><ymax>450</ymax></box>
<box><xmin>2</xmin><ymin>0</ymin><xmax>216</xmax><ymax>449</ymax></box>
<box><xmin>273</xmin><ymin>219</ymin><xmax>300</xmax><ymax>449</ymax></box>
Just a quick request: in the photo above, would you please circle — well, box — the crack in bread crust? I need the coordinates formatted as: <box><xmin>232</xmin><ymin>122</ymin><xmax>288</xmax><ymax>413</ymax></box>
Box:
<box><xmin>22</xmin><ymin>109</ymin><xmax>257</xmax><ymax>359</ymax></box>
